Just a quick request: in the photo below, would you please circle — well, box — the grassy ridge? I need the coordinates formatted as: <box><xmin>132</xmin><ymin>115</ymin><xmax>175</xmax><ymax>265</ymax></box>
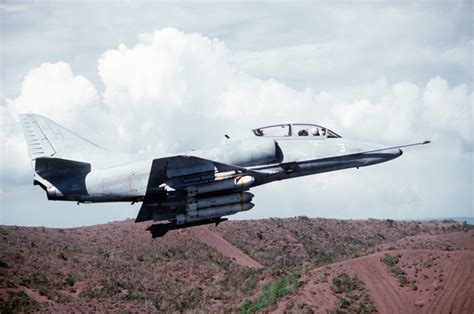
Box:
<box><xmin>239</xmin><ymin>273</ymin><xmax>302</xmax><ymax>313</ymax></box>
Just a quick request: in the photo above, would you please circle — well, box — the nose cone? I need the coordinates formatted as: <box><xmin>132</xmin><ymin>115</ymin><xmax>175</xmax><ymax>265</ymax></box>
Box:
<box><xmin>358</xmin><ymin>148</ymin><xmax>403</xmax><ymax>167</ymax></box>
<box><xmin>385</xmin><ymin>148</ymin><xmax>403</xmax><ymax>160</ymax></box>
<box><xmin>236</xmin><ymin>175</ymin><xmax>255</xmax><ymax>186</ymax></box>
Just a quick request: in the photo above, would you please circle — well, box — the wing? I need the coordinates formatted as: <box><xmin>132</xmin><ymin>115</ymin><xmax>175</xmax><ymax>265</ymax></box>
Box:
<box><xmin>136</xmin><ymin>155</ymin><xmax>261</xmax><ymax>237</ymax></box>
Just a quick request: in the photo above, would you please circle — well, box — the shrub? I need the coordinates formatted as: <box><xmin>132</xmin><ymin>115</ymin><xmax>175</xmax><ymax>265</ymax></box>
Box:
<box><xmin>217</xmin><ymin>260</ymin><xmax>230</xmax><ymax>271</ymax></box>
<box><xmin>39</xmin><ymin>287</ymin><xmax>50</xmax><ymax>297</ymax></box>
<box><xmin>331</xmin><ymin>273</ymin><xmax>359</xmax><ymax>294</ymax></box>
<box><xmin>398</xmin><ymin>275</ymin><xmax>408</xmax><ymax>287</ymax></box>
<box><xmin>79</xmin><ymin>289</ymin><xmax>98</xmax><ymax>299</ymax></box>
<box><xmin>0</xmin><ymin>259</ymin><xmax>8</xmax><ymax>268</ymax></box>
<box><xmin>337</xmin><ymin>297</ymin><xmax>350</xmax><ymax>309</ymax></box>
<box><xmin>0</xmin><ymin>291</ymin><xmax>37</xmax><ymax>313</ymax></box>
<box><xmin>382</xmin><ymin>254</ymin><xmax>396</xmax><ymax>266</ymax></box>
<box><xmin>58</xmin><ymin>251</ymin><xmax>68</xmax><ymax>261</ymax></box>
<box><xmin>388</xmin><ymin>267</ymin><xmax>408</xmax><ymax>287</ymax></box>
<box><xmin>64</xmin><ymin>276</ymin><xmax>75</xmax><ymax>287</ymax></box>
<box><xmin>239</xmin><ymin>273</ymin><xmax>301</xmax><ymax>313</ymax></box>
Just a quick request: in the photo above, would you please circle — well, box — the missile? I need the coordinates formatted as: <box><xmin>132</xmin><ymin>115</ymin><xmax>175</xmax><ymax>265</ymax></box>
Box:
<box><xmin>186</xmin><ymin>175</ymin><xmax>254</xmax><ymax>197</ymax></box>
<box><xmin>187</xmin><ymin>192</ymin><xmax>253</xmax><ymax>210</ymax></box>
<box><xmin>156</xmin><ymin>191</ymin><xmax>254</xmax><ymax>210</ymax></box>
<box><xmin>151</xmin><ymin>193</ymin><xmax>253</xmax><ymax>221</ymax></box>
<box><xmin>176</xmin><ymin>201</ymin><xmax>254</xmax><ymax>224</ymax></box>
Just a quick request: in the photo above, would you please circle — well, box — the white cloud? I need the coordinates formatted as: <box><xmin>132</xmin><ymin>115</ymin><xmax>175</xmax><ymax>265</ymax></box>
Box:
<box><xmin>422</xmin><ymin>77</ymin><xmax>473</xmax><ymax>144</ymax></box>
<box><xmin>0</xmin><ymin>4</ymin><xmax>28</xmax><ymax>12</ymax></box>
<box><xmin>1</xmin><ymin>27</ymin><xmax>472</xmax><ymax>226</ymax></box>
<box><xmin>1</xmin><ymin>62</ymin><xmax>101</xmax><ymax>182</ymax></box>
<box><xmin>6</xmin><ymin>62</ymin><xmax>100</xmax><ymax>121</ymax></box>
<box><xmin>99</xmin><ymin>28</ymin><xmax>234</xmax><ymax>111</ymax></box>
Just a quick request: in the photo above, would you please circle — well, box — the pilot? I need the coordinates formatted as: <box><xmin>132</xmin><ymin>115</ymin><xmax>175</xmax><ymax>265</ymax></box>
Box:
<box><xmin>298</xmin><ymin>129</ymin><xmax>309</xmax><ymax>136</ymax></box>
<box><xmin>255</xmin><ymin>129</ymin><xmax>264</xmax><ymax>136</ymax></box>
<box><xmin>321</xmin><ymin>128</ymin><xmax>326</xmax><ymax>136</ymax></box>
<box><xmin>311</xmin><ymin>127</ymin><xmax>320</xmax><ymax>136</ymax></box>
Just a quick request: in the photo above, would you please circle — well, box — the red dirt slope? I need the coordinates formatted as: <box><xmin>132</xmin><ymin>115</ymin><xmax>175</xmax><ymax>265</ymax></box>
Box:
<box><xmin>277</xmin><ymin>231</ymin><xmax>474</xmax><ymax>313</ymax></box>
<box><xmin>190</xmin><ymin>226</ymin><xmax>263</xmax><ymax>268</ymax></box>
<box><xmin>0</xmin><ymin>219</ymin><xmax>471</xmax><ymax>312</ymax></box>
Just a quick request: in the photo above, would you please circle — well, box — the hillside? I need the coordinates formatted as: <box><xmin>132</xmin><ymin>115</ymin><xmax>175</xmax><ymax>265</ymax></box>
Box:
<box><xmin>0</xmin><ymin>218</ymin><xmax>472</xmax><ymax>312</ymax></box>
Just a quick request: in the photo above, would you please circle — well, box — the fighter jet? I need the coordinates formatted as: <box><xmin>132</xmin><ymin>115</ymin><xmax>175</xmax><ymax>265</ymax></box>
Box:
<box><xmin>19</xmin><ymin>114</ymin><xmax>429</xmax><ymax>237</ymax></box>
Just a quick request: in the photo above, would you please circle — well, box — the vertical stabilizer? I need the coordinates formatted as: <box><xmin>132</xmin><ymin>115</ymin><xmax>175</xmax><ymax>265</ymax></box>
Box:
<box><xmin>19</xmin><ymin>114</ymin><xmax>106</xmax><ymax>162</ymax></box>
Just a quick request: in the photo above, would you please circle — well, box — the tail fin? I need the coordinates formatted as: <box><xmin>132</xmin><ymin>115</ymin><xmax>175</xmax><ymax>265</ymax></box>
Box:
<box><xmin>19</xmin><ymin>114</ymin><xmax>105</xmax><ymax>162</ymax></box>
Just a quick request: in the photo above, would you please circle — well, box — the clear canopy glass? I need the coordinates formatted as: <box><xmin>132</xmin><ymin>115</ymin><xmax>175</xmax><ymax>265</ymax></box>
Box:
<box><xmin>252</xmin><ymin>123</ymin><xmax>341</xmax><ymax>138</ymax></box>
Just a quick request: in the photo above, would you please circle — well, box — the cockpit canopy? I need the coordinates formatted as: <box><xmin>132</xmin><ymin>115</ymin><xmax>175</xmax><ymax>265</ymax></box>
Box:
<box><xmin>252</xmin><ymin>123</ymin><xmax>341</xmax><ymax>138</ymax></box>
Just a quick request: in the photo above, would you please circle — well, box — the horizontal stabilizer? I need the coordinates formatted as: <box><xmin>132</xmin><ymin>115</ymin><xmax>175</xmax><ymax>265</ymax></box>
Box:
<box><xmin>31</xmin><ymin>157</ymin><xmax>91</xmax><ymax>200</ymax></box>
<box><xmin>35</xmin><ymin>157</ymin><xmax>91</xmax><ymax>175</ymax></box>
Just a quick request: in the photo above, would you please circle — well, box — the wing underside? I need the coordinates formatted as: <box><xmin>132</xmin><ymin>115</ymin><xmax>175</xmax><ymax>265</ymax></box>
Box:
<box><xmin>136</xmin><ymin>156</ymin><xmax>260</xmax><ymax>237</ymax></box>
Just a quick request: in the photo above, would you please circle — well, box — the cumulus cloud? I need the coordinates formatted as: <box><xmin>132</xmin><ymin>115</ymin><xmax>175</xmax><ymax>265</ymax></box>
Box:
<box><xmin>1</xmin><ymin>62</ymin><xmax>100</xmax><ymax>179</ymax></box>
<box><xmin>1</xmin><ymin>28</ymin><xmax>472</xmax><ymax>226</ymax></box>
<box><xmin>422</xmin><ymin>77</ymin><xmax>472</xmax><ymax>144</ymax></box>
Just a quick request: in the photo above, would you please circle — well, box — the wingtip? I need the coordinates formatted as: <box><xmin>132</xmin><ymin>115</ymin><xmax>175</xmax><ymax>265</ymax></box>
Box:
<box><xmin>423</xmin><ymin>140</ymin><xmax>431</xmax><ymax>144</ymax></box>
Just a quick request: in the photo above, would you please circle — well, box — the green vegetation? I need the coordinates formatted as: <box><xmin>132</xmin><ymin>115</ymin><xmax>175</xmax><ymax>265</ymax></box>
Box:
<box><xmin>19</xmin><ymin>272</ymin><xmax>48</xmax><ymax>289</ymax></box>
<box><xmin>174</xmin><ymin>287</ymin><xmax>204</xmax><ymax>311</ymax></box>
<box><xmin>331</xmin><ymin>273</ymin><xmax>360</xmax><ymax>294</ymax></box>
<box><xmin>0</xmin><ymin>290</ymin><xmax>38</xmax><ymax>313</ymax></box>
<box><xmin>79</xmin><ymin>279</ymin><xmax>134</xmax><ymax>299</ymax></box>
<box><xmin>217</xmin><ymin>259</ymin><xmax>230</xmax><ymax>271</ymax></box>
<box><xmin>79</xmin><ymin>289</ymin><xmax>98</xmax><ymax>299</ymax></box>
<box><xmin>389</xmin><ymin>267</ymin><xmax>408</xmax><ymax>287</ymax></box>
<box><xmin>381</xmin><ymin>253</ymin><xmax>396</xmax><ymax>266</ymax></box>
<box><xmin>462</xmin><ymin>221</ymin><xmax>473</xmax><ymax>232</ymax></box>
<box><xmin>39</xmin><ymin>287</ymin><xmax>51</xmax><ymax>297</ymax></box>
<box><xmin>336</xmin><ymin>297</ymin><xmax>351</xmax><ymax>309</ymax></box>
<box><xmin>239</xmin><ymin>273</ymin><xmax>301</xmax><ymax>313</ymax></box>
<box><xmin>382</xmin><ymin>256</ymin><xmax>414</xmax><ymax>289</ymax></box>
<box><xmin>398</xmin><ymin>275</ymin><xmax>408</xmax><ymax>286</ymax></box>
<box><xmin>329</xmin><ymin>273</ymin><xmax>377</xmax><ymax>313</ymax></box>
<box><xmin>58</xmin><ymin>251</ymin><xmax>68</xmax><ymax>261</ymax></box>
<box><xmin>0</xmin><ymin>258</ymin><xmax>8</xmax><ymax>268</ymax></box>
<box><xmin>64</xmin><ymin>276</ymin><xmax>75</xmax><ymax>286</ymax></box>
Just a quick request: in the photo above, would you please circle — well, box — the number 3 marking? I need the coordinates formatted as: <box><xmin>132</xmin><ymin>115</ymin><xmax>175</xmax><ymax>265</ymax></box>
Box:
<box><xmin>338</xmin><ymin>143</ymin><xmax>346</xmax><ymax>153</ymax></box>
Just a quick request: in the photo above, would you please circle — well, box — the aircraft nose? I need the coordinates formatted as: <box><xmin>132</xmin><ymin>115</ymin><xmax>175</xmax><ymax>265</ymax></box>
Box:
<box><xmin>389</xmin><ymin>148</ymin><xmax>403</xmax><ymax>159</ymax></box>
<box><xmin>384</xmin><ymin>148</ymin><xmax>403</xmax><ymax>157</ymax></box>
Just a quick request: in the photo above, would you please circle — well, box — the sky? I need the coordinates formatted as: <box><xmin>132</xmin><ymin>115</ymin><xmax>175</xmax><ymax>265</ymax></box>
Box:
<box><xmin>0</xmin><ymin>1</ymin><xmax>472</xmax><ymax>227</ymax></box>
